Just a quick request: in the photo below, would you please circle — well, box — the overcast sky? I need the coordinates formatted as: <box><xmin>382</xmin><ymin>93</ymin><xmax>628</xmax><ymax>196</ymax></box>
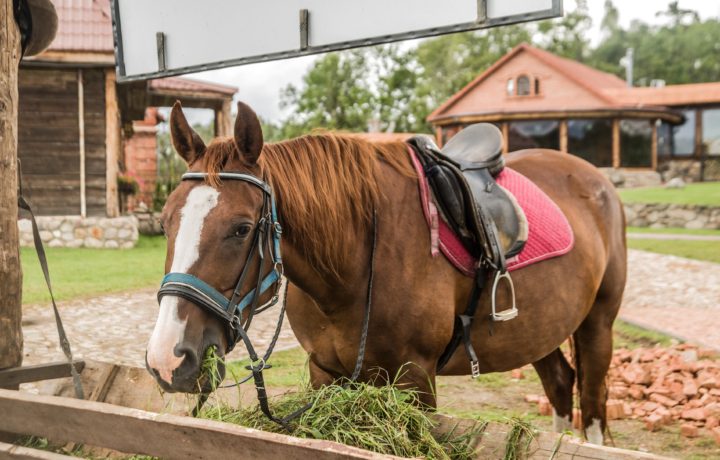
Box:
<box><xmin>178</xmin><ymin>0</ymin><xmax>720</xmax><ymax>126</ymax></box>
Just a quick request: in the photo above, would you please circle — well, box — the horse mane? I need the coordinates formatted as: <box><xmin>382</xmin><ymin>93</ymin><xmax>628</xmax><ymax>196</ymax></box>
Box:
<box><xmin>201</xmin><ymin>133</ymin><xmax>415</xmax><ymax>278</ymax></box>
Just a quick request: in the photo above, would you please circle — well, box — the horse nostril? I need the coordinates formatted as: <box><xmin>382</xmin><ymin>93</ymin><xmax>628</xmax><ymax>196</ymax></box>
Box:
<box><xmin>174</xmin><ymin>344</ymin><xmax>199</xmax><ymax>370</ymax></box>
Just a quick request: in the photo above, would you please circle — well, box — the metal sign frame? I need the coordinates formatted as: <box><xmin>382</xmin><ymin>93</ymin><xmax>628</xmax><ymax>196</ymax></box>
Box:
<box><xmin>111</xmin><ymin>0</ymin><xmax>563</xmax><ymax>83</ymax></box>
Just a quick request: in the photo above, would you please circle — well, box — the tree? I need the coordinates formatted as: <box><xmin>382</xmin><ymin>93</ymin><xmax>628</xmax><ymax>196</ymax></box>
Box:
<box><xmin>534</xmin><ymin>0</ymin><xmax>592</xmax><ymax>61</ymax></box>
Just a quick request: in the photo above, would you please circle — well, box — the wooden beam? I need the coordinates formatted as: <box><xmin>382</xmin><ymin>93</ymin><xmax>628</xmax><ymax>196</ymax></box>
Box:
<box><xmin>22</xmin><ymin>50</ymin><xmax>115</xmax><ymax>66</ymax></box>
<box><xmin>104</xmin><ymin>69</ymin><xmax>120</xmax><ymax>217</ymax></box>
<box><xmin>612</xmin><ymin>119</ymin><xmax>620</xmax><ymax>168</ymax></box>
<box><xmin>0</xmin><ymin>361</ymin><xmax>85</xmax><ymax>387</ymax></box>
<box><xmin>215</xmin><ymin>99</ymin><xmax>232</xmax><ymax>137</ymax></box>
<box><xmin>501</xmin><ymin>122</ymin><xmax>509</xmax><ymax>154</ymax></box>
<box><xmin>77</xmin><ymin>69</ymin><xmax>86</xmax><ymax>218</ymax></box>
<box><xmin>559</xmin><ymin>120</ymin><xmax>568</xmax><ymax>152</ymax></box>
<box><xmin>0</xmin><ymin>441</ymin><xmax>75</xmax><ymax>460</ymax></box>
<box><xmin>431</xmin><ymin>109</ymin><xmax>684</xmax><ymax>127</ymax></box>
<box><xmin>651</xmin><ymin>120</ymin><xmax>658</xmax><ymax>170</ymax></box>
<box><xmin>0</xmin><ymin>0</ymin><xmax>23</xmax><ymax>375</ymax></box>
<box><xmin>0</xmin><ymin>389</ymin><xmax>396</xmax><ymax>460</ymax></box>
<box><xmin>434</xmin><ymin>126</ymin><xmax>443</xmax><ymax>147</ymax></box>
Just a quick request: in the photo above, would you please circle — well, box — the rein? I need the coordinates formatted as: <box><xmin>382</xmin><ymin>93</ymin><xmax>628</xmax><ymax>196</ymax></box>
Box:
<box><xmin>157</xmin><ymin>171</ymin><xmax>377</xmax><ymax>430</ymax></box>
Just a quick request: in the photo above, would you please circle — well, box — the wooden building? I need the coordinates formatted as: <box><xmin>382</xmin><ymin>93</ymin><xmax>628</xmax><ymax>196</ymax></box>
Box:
<box><xmin>18</xmin><ymin>0</ymin><xmax>236</xmax><ymax>218</ymax></box>
<box><xmin>428</xmin><ymin>44</ymin><xmax>720</xmax><ymax>181</ymax></box>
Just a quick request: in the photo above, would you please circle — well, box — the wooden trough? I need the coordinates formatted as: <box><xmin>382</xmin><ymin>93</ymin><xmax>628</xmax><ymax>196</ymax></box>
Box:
<box><xmin>0</xmin><ymin>361</ymin><xmax>671</xmax><ymax>459</ymax></box>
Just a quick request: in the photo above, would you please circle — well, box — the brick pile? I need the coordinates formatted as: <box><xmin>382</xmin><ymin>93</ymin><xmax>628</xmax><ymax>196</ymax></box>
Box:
<box><xmin>527</xmin><ymin>344</ymin><xmax>720</xmax><ymax>443</ymax></box>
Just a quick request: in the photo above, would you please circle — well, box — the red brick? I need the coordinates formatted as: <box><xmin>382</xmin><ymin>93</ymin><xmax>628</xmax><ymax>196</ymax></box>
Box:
<box><xmin>524</xmin><ymin>394</ymin><xmax>540</xmax><ymax>403</ymax></box>
<box><xmin>681</xmin><ymin>423</ymin><xmax>699</xmax><ymax>438</ymax></box>
<box><xmin>538</xmin><ymin>397</ymin><xmax>552</xmax><ymax>416</ymax></box>
<box><xmin>707</xmin><ymin>416</ymin><xmax>719</xmax><ymax>429</ymax></box>
<box><xmin>683</xmin><ymin>379</ymin><xmax>699</xmax><ymax>397</ymax></box>
<box><xmin>711</xmin><ymin>427</ymin><xmax>720</xmax><ymax>446</ymax></box>
<box><xmin>649</xmin><ymin>393</ymin><xmax>680</xmax><ymax>407</ymax></box>
<box><xmin>644</xmin><ymin>413</ymin><xmax>664</xmax><ymax>432</ymax></box>
<box><xmin>681</xmin><ymin>408</ymin><xmax>707</xmax><ymax>421</ymax></box>
<box><xmin>511</xmin><ymin>369</ymin><xmax>524</xmax><ymax>380</ymax></box>
<box><xmin>629</xmin><ymin>385</ymin><xmax>646</xmax><ymax>400</ymax></box>
<box><xmin>607</xmin><ymin>399</ymin><xmax>625</xmax><ymax>420</ymax></box>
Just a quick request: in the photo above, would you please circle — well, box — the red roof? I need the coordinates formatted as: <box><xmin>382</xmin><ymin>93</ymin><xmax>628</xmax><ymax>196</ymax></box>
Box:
<box><xmin>603</xmin><ymin>82</ymin><xmax>720</xmax><ymax>107</ymax></box>
<box><xmin>149</xmin><ymin>77</ymin><xmax>238</xmax><ymax>97</ymax></box>
<box><xmin>428</xmin><ymin>43</ymin><xmax>628</xmax><ymax>121</ymax></box>
<box><xmin>48</xmin><ymin>0</ymin><xmax>114</xmax><ymax>52</ymax></box>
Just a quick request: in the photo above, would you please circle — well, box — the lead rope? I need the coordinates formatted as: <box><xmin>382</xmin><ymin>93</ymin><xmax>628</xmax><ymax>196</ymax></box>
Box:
<box><xmin>194</xmin><ymin>210</ymin><xmax>378</xmax><ymax>431</ymax></box>
<box><xmin>16</xmin><ymin>160</ymin><xmax>84</xmax><ymax>399</ymax></box>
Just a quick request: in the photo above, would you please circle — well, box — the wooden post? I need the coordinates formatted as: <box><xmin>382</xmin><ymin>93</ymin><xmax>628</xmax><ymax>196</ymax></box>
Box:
<box><xmin>105</xmin><ymin>69</ymin><xmax>120</xmax><ymax>217</ymax></box>
<box><xmin>501</xmin><ymin>122</ymin><xmax>509</xmax><ymax>154</ymax></box>
<box><xmin>77</xmin><ymin>69</ymin><xmax>86</xmax><ymax>218</ymax></box>
<box><xmin>612</xmin><ymin>119</ymin><xmax>620</xmax><ymax>168</ymax></box>
<box><xmin>651</xmin><ymin>120</ymin><xmax>658</xmax><ymax>171</ymax></box>
<box><xmin>434</xmin><ymin>126</ymin><xmax>443</xmax><ymax>147</ymax></box>
<box><xmin>0</xmin><ymin>0</ymin><xmax>23</xmax><ymax>377</ymax></box>
<box><xmin>695</xmin><ymin>109</ymin><xmax>705</xmax><ymax>181</ymax></box>
<box><xmin>559</xmin><ymin>120</ymin><xmax>568</xmax><ymax>152</ymax></box>
<box><xmin>215</xmin><ymin>99</ymin><xmax>232</xmax><ymax>137</ymax></box>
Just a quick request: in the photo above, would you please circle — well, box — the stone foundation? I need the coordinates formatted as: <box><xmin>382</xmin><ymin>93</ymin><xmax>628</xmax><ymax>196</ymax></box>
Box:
<box><xmin>599</xmin><ymin>168</ymin><xmax>662</xmax><ymax>188</ymax></box>
<box><xmin>134</xmin><ymin>210</ymin><xmax>163</xmax><ymax>236</ymax></box>
<box><xmin>18</xmin><ymin>216</ymin><xmax>139</xmax><ymax>249</ymax></box>
<box><xmin>624</xmin><ymin>203</ymin><xmax>720</xmax><ymax>230</ymax></box>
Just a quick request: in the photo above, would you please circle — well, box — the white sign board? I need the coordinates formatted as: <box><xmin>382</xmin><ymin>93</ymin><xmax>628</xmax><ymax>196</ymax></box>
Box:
<box><xmin>111</xmin><ymin>0</ymin><xmax>563</xmax><ymax>82</ymax></box>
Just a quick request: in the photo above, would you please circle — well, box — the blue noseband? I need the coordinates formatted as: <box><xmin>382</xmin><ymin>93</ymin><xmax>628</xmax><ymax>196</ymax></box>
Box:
<box><xmin>157</xmin><ymin>172</ymin><xmax>283</xmax><ymax>349</ymax></box>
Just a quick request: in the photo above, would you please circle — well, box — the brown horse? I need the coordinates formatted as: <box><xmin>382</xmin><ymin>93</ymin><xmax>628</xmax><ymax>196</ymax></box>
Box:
<box><xmin>146</xmin><ymin>101</ymin><xmax>626</xmax><ymax>445</ymax></box>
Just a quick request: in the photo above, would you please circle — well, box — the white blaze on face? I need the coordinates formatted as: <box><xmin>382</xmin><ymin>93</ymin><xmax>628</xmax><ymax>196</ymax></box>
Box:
<box><xmin>146</xmin><ymin>185</ymin><xmax>220</xmax><ymax>383</ymax></box>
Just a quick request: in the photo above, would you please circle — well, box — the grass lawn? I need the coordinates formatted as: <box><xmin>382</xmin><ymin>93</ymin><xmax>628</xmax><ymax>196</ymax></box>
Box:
<box><xmin>627</xmin><ymin>238</ymin><xmax>720</xmax><ymax>264</ymax></box>
<box><xmin>627</xmin><ymin>226</ymin><xmax>720</xmax><ymax>236</ymax></box>
<box><xmin>619</xmin><ymin>181</ymin><xmax>720</xmax><ymax>206</ymax></box>
<box><xmin>21</xmin><ymin>235</ymin><xmax>167</xmax><ymax>305</ymax></box>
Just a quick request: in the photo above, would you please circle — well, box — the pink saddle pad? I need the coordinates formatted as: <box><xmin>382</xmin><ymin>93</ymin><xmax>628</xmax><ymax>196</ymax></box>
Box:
<box><xmin>409</xmin><ymin>147</ymin><xmax>574</xmax><ymax>277</ymax></box>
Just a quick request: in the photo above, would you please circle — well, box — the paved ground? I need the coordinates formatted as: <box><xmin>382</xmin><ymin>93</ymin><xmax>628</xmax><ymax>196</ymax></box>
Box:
<box><xmin>21</xmin><ymin>287</ymin><xmax>299</xmax><ymax>368</ymax></box>
<box><xmin>19</xmin><ymin>249</ymin><xmax>720</xmax><ymax>370</ymax></box>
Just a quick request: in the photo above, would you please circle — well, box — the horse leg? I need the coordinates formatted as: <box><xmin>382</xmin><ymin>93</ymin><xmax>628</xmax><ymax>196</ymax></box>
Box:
<box><xmin>532</xmin><ymin>347</ymin><xmax>575</xmax><ymax>433</ymax></box>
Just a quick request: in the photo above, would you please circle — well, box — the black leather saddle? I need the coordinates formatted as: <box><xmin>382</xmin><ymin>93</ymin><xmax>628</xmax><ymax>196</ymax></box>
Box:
<box><xmin>408</xmin><ymin>124</ymin><xmax>528</xmax><ymax>270</ymax></box>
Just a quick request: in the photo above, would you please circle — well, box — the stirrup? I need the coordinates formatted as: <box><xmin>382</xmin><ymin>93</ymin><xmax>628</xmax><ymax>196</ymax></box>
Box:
<box><xmin>470</xmin><ymin>360</ymin><xmax>480</xmax><ymax>378</ymax></box>
<box><xmin>490</xmin><ymin>271</ymin><xmax>517</xmax><ymax>321</ymax></box>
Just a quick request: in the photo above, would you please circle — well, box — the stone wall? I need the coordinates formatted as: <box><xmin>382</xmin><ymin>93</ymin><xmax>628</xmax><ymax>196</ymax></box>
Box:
<box><xmin>18</xmin><ymin>216</ymin><xmax>139</xmax><ymax>249</ymax></box>
<box><xmin>599</xmin><ymin>168</ymin><xmax>662</xmax><ymax>189</ymax></box>
<box><xmin>624</xmin><ymin>203</ymin><xmax>720</xmax><ymax>230</ymax></box>
<box><xmin>134</xmin><ymin>210</ymin><xmax>163</xmax><ymax>236</ymax></box>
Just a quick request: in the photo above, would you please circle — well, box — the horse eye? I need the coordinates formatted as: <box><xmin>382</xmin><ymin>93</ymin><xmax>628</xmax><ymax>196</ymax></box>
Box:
<box><xmin>233</xmin><ymin>225</ymin><xmax>252</xmax><ymax>239</ymax></box>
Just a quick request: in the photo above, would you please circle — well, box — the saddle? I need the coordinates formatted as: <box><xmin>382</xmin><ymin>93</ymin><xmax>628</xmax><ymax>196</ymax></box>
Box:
<box><xmin>408</xmin><ymin>124</ymin><xmax>529</xmax><ymax>377</ymax></box>
<box><xmin>408</xmin><ymin>124</ymin><xmax>528</xmax><ymax>271</ymax></box>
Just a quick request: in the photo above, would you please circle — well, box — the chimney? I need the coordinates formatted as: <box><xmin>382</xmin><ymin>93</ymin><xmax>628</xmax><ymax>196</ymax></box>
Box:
<box><xmin>619</xmin><ymin>48</ymin><xmax>634</xmax><ymax>87</ymax></box>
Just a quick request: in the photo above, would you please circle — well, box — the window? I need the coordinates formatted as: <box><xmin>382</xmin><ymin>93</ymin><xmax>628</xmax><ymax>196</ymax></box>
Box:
<box><xmin>620</xmin><ymin>120</ymin><xmax>653</xmax><ymax>168</ymax></box>
<box><xmin>567</xmin><ymin>119</ymin><xmax>613</xmax><ymax>167</ymax></box>
<box><xmin>657</xmin><ymin>122</ymin><xmax>672</xmax><ymax>157</ymax></box>
<box><xmin>702</xmin><ymin>108</ymin><xmax>720</xmax><ymax>155</ymax></box>
<box><xmin>508</xmin><ymin>120</ymin><xmax>559</xmax><ymax>151</ymax></box>
<box><xmin>534</xmin><ymin>78</ymin><xmax>541</xmax><ymax>95</ymax></box>
<box><xmin>672</xmin><ymin>110</ymin><xmax>696</xmax><ymax>156</ymax></box>
<box><xmin>506</xmin><ymin>78</ymin><xmax>514</xmax><ymax>96</ymax></box>
<box><xmin>517</xmin><ymin>75</ymin><xmax>531</xmax><ymax>96</ymax></box>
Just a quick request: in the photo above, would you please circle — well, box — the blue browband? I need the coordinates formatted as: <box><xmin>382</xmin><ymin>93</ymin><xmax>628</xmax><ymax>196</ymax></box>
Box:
<box><xmin>157</xmin><ymin>172</ymin><xmax>283</xmax><ymax>348</ymax></box>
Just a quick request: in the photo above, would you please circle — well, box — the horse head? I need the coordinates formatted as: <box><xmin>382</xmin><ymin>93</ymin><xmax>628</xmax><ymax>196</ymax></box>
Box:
<box><xmin>145</xmin><ymin>100</ymin><xmax>276</xmax><ymax>393</ymax></box>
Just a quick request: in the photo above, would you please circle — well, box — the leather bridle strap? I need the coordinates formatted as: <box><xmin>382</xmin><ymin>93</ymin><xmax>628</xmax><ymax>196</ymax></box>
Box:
<box><xmin>157</xmin><ymin>172</ymin><xmax>283</xmax><ymax>350</ymax></box>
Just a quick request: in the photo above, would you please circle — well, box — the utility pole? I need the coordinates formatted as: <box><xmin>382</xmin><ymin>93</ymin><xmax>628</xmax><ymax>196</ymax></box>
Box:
<box><xmin>0</xmin><ymin>0</ymin><xmax>24</xmax><ymax>380</ymax></box>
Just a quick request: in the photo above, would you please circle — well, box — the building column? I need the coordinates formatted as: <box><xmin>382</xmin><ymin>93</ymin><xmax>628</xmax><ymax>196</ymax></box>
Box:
<box><xmin>501</xmin><ymin>122</ymin><xmax>509</xmax><ymax>154</ymax></box>
<box><xmin>651</xmin><ymin>120</ymin><xmax>658</xmax><ymax>171</ymax></box>
<box><xmin>434</xmin><ymin>126</ymin><xmax>443</xmax><ymax>147</ymax></box>
<box><xmin>559</xmin><ymin>120</ymin><xmax>568</xmax><ymax>153</ymax></box>
<box><xmin>78</xmin><ymin>69</ymin><xmax>86</xmax><ymax>218</ymax></box>
<box><xmin>612</xmin><ymin>119</ymin><xmax>620</xmax><ymax>168</ymax></box>
<box><xmin>105</xmin><ymin>69</ymin><xmax>120</xmax><ymax>217</ymax></box>
<box><xmin>215</xmin><ymin>99</ymin><xmax>232</xmax><ymax>137</ymax></box>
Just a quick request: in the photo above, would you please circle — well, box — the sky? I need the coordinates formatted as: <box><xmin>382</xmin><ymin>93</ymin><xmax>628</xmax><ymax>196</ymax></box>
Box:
<box><xmin>176</xmin><ymin>0</ymin><xmax>720</xmax><ymax>126</ymax></box>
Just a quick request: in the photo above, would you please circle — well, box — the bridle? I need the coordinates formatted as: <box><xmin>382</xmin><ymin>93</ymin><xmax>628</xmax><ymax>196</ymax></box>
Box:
<box><xmin>156</xmin><ymin>169</ymin><xmax>377</xmax><ymax>431</ymax></box>
<box><xmin>157</xmin><ymin>171</ymin><xmax>284</xmax><ymax>352</ymax></box>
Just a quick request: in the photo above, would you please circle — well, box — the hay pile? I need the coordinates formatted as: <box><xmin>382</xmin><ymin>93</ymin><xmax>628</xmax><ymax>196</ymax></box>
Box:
<box><xmin>199</xmin><ymin>383</ymin><xmax>484</xmax><ymax>459</ymax></box>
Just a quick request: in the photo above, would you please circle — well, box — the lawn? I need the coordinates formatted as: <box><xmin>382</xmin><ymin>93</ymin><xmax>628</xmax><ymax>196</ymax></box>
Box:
<box><xmin>627</xmin><ymin>238</ymin><xmax>720</xmax><ymax>264</ymax></box>
<box><xmin>619</xmin><ymin>181</ymin><xmax>720</xmax><ymax>206</ymax></box>
<box><xmin>21</xmin><ymin>235</ymin><xmax>167</xmax><ymax>305</ymax></box>
<box><xmin>627</xmin><ymin>226</ymin><xmax>720</xmax><ymax>236</ymax></box>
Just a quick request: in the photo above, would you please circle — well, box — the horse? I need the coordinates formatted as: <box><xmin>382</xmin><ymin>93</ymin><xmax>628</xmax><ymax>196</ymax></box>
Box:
<box><xmin>145</xmin><ymin>100</ymin><xmax>626</xmax><ymax>445</ymax></box>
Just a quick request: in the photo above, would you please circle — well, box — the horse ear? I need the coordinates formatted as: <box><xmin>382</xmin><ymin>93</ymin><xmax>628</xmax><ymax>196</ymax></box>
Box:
<box><xmin>233</xmin><ymin>101</ymin><xmax>264</xmax><ymax>165</ymax></box>
<box><xmin>170</xmin><ymin>101</ymin><xmax>206</xmax><ymax>164</ymax></box>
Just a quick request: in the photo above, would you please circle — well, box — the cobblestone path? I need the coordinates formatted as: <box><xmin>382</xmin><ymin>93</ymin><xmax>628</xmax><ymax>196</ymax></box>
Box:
<box><xmin>20</xmin><ymin>249</ymin><xmax>720</xmax><ymax>369</ymax></box>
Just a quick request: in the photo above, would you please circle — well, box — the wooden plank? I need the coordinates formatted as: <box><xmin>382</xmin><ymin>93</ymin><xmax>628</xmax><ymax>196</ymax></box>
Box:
<box><xmin>560</xmin><ymin>120</ymin><xmax>568</xmax><ymax>152</ymax></box>
<box><xmin>104</xmin><ymin>69</ymin><xmax>120</xmax><ymax>217</ymax></box>
<box><xmin>0</xmin><ymin>362</ymin><xmax>85</xmax><ymax>387</ymax></box>
<box><xmin>0</xmin><ymin>441</ymin><xmax>75</xmax><ymax>460</ymax></box>
<box><xmin>0</xmin><ymin>390</ymin><xmax>396</xmax><ymax>460</ymax></box>
<box><xmin>431</xmin><ymin>109</ymin><xmax>684</xmax><ymax>126</ymax></box>
<box><xmin>501</xmin><ymin>122</ymin><xmax>509</xmax><ymax>154</ymax></box>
